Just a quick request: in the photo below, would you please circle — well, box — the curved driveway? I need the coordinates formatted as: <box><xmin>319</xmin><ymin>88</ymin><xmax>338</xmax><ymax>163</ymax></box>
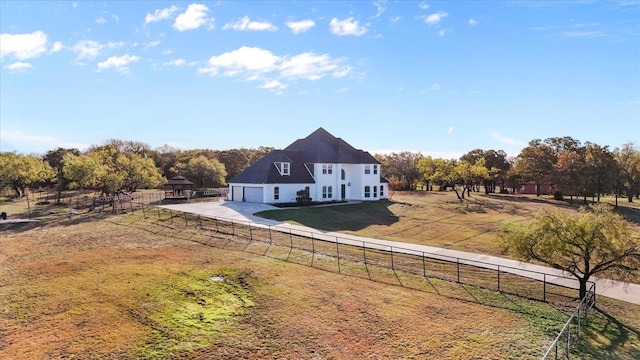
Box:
<box><xmin>161</xmin><ymin>200</ymin><xmax>640</xmax><ymax>305</ymax></box>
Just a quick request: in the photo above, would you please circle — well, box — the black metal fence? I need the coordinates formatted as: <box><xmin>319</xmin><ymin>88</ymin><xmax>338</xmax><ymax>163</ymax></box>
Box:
<box><xmin>151</xmin><ymin>206</ymin><xmax>591</xmax><ymax>306</ymax></box>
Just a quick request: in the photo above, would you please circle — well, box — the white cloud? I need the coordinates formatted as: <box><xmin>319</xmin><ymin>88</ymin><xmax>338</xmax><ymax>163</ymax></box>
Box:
<box><xmin>164</xmin><ymin>58</ymin><xmax>197</xmax><ymax>66</ymax></box>
<box><xmin>145</xmin><ymin>5</ymin><xmax>179</xmax><ymax>25</ymax></box>
<box><xmin>96</xmin><ymin>17</ymin><xmax>107</xmax><ymax>24</ymax></box>
<box><xmin>469</xmin><ymin>18</ymin><xmax>479</xmax><ymax>26</ymax></box>
<box><xmin>419</xmin><ymin>3</ymin><xmax>431</xmax><ymax>10</ymax></box>
<box><xmin>0</xmin><ymin>130</ymin><xmax>90</xmax><ymax>154</ymax></box>
<box><xmin>223</xmin><ymin>16</ymin><xmax>277</xmax><ymax>31</ymax></box>
<box><xmin>71</xmin><ymin>40</ymin><xmax>124</xmax><ymax>63</ymax></box>
<box><xmin>199</xmin><ymin>46</ymin><xmax>279</xmax><ymax>76</ymax></box>
<box><xmin>262</xmin><ymin>80</ymin><xmax>287</xmax><ymax>94</ymax></box>
<box><xmin>285</xmin><ymin>19</ymin><xmax>315</xmax><ymax>34</ymax></box>
<box><xmin>97</xmin><ymin>54</ymin><xmax>141</xmax><ymax>72</ymax></box>
<box><xmin>198</xmin><ymin>46</ymin><xmax>353</xmax><ymax>93</ymax></box>
<box><xmin>437</xmin><ymin>29</ymin><xmax>448</xmax><ymax>36</ymax></box>
<box><xmin>173</xmin><ymin>4</ymin><xmax>212</xmax><ymax>31</ymax></box>
<box><xmin>390</xmin><ymin>16</ymin><xmax>401</xmax><ymax>23</ymax></box>
<box><xmin>50</xmin><ymin>41</ymin><xmax>64</xmax><ymax>54</ymax></box>
<box><xmin>425</xmin><ymin>11</ymin><xmax>448</xmax><ymax>26</ymax></box>
<box><xmin>3</xmin><ymin>61</ymin><xmax>33</xmax><ymax>72</ymax></box>
<box><xmin>112</xmin><ymin>14</ymin><xmax>120</xmax><ymax>25</ymax></box>
<box><xmin>0</xmin><ymin>31</ymin><xmax>48</xmax><ymax>60</ymax></box>
<box><xmin>448</xmin><ymin>126</ymin><xmax>454</xmax><ymax>134</ymax></box>
<box><xmin>329</xmin><ymin>17</ymin><xmax>368</xmax><ymax>36</ymax></box>
<box><xmin>489</xmin><ymin>131</ymin><xmax>526</xmax><ymax>147</ymax></box>
<box><xmin>372</xmin><ymin>0</ymin><xmax>386</xmax><ymax>19</ymax></box>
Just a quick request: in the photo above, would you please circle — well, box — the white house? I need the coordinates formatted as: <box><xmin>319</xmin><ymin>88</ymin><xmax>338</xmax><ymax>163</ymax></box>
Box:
<box><xmin>228</xmin><ymin>127</ymin><xmax>388</xmax><ymax>204</ymax></box>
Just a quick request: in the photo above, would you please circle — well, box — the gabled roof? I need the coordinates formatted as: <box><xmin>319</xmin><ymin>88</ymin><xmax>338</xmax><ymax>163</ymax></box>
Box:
<box><xmin>229</xmin><ymin>150</ymin><xmax>315</xmax><ymax>184</ymax></box>
<box><xmin>229</xmin><ymin>127</ymin><xmax>379</xmax><ymax>184</ymax></box>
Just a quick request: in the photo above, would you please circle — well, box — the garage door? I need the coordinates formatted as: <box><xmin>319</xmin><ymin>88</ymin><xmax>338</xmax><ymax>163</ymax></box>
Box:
<box><xmin>232</xmin><ymin>186</ymin><xmax>243</xmax><ymax>202</ymax></box>
<box><xmin>243</xmin><ymin>187</ymin><xmax>264</xmax><ymax>203</ymax></box>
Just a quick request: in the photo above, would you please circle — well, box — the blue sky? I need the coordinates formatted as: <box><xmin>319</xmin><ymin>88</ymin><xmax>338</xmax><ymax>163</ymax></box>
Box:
<box><xmin>1</xmin><ymin>1</ymin><xmax>639</xmax><ymax>159</ymax></box>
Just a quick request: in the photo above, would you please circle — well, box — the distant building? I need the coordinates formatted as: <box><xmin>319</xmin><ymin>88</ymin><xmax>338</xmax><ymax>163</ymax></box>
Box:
<box><xmin>228</xmin><ymin>127</ymin><xmax>388</xmax><ymax>204</ymax></box>
<box><xmin>518</xmin><ymin>182</ymin><xmax>552</xmax><ymax>195</ymax></box>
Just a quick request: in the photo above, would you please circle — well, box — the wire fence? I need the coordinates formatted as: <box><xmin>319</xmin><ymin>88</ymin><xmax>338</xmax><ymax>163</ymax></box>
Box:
<box><xmin>541</xmin><ymin>282</ymin><xmax>597</xmax><ymax>359</ymax></box>
<box><xmin>149</xmin><ymin>205</ymin><xmax>592</xmax><ymax>307</ymax></box>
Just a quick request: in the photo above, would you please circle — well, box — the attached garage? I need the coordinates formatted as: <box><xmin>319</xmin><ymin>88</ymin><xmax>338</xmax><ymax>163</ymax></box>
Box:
<box><xmin>231</xmin><ymin>186</ymin><xmax>243</xmax><ymax>202</ymax></box>
<box><xmin>243</xmin><ymin>186</ymin><xmax>264</xmax><ymax>203</ymax></box>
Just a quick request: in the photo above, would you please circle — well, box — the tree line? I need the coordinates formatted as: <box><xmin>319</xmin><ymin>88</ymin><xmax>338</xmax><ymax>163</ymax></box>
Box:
<box><xmin>376</xmin><ymin>137</ymin><xmax>640</xmax><ymax>204</ymax></box>
<box><xmin>1</xmin><ymin>137</ymin><xmax>639</xmax><ymax>204</ymax></box>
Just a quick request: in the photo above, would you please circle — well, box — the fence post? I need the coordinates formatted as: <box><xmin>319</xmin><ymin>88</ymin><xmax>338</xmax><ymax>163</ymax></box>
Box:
<box><xmin>497</xmin><ymin>265</ymin><xmax>501</xmax><ymax>292</ymax></box>
<box><xmin>311</xmin><ymin>234</ymin><xmax>315</xmax><ymax>266</ymax></box>
<box><xmin>336</xmin><ymin>237</ymin><xmax>341</xmax><ymax>274</ymax></box>
<box><xmin>390</xmin><ymin>246</ymin><xmax>394</xmax><ymax>270</ymax></box>
<box><xmin>215</xmin><ymin>218</ymin><xmax>219</xmax><ymax>232</ymax></box>
<box><xmin>141</xmin><ymin>202</ymin><xmax>146</xmax><ymax>218</ymax></box>
<box><xmin>422</xmin><ymin>252</ymin><xmax>426</xmax><ymax>278</ymax></box>
<box><xmin>169</xmin><ymin>209</ymin><xmax>173</xmax><ymax>224</ymax></box>
<box><xmin>268</xmin><ymin>227</ymin><xmax>272</xmax><ymax>245</ymax></box>
<box><xmin>198</xmin><ymin>215</ymin><xmax>202</xmax><ymax>229</ymax></box>
<box><xmin>184</xmin><ymin>211</ymin><xmax>188</xmax><ymax>226</ymax></box>
<box><xmin>362</xmin><ymin>241</ymin><xmax>367</xmax><ymax>265</ymax></box>
<box><xmin>232</xmin><ymin>221</ymin><xmax>235</xmax><ymax>236</ymax></box>
<box><xmin>456</xmin><ymin>259</ymin><xmax>460</xmax><ymax>283</ymax></box>
<box><xmin>249</xmin><ymin>223</ymin><xmax>253</xmax><ymax>240</ymax></box>
<box><xmin>543</xmin><ymin>274</ymin><xmax>547</xmax><ymax>302</ymax></box>
<box><xmin>157</xmin><ymin>206</ymin><xmax>160</xmax><ymax>220</ymax></box>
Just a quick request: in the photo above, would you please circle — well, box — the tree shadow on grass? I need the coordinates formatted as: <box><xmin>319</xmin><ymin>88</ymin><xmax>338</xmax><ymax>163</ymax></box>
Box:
<box><xmin>576</xmin><ymin>306</ymin><xmax>640</xmax><ymax>359</ymax></box>
<box><xmin>256</xmin><ymin>200</ymin><xmax>400</xmax><ymax>231</ymax></box>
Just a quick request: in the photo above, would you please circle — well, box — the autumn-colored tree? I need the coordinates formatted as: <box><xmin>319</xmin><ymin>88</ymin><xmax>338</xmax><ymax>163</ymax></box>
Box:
<box><xmin>614</xmin><ymin>143</ymin><xmax>640</xmax><ymax>203</ymax></box>
<box><xmin>583</xmin><ymin>143</ymin><xmax>616</xmax><ymax>202</ymax></box>
<box><xmin>0</xmin><ymin>152</ymin><xmax>55</xmax><ymax>197</ymax></box>
<box><xmin>416</xmin><ymin>156</ymin><xmax>436</xmax><ymax>190</ymax></box>
<box><xmin>460</xmin><ymin>149</ymin><xmax>510</xmax><ymax>193</ymax></box>
<box><xmin>499</xmin><ymin>204</ymin><xmax>640</xmax><ymax>299</ymax></box>
<box><xmin>513</xmin><ymin>139</ymin><xmax>555</xmax><ymax>196</ymax></box>
<box><xmin>375</xmin><ymin>152</ymin><xmax>423</xmax><ymax>190</ymax></box>
<box><xmin>551</xmin><ymin>150</ymin><xmax>585</xmax><ymax>203</ymax></box>
<box><xmin>429</xmin><ymin>158</ymin><xmax>457</xmax><ymax>191</ymax></box>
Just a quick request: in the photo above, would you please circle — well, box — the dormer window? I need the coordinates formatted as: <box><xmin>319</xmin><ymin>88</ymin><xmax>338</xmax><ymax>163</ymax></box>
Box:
<box><xmin>275</xmin><ymin>162</ymin><xmax>290</xmax><ymax>176</ymax></box>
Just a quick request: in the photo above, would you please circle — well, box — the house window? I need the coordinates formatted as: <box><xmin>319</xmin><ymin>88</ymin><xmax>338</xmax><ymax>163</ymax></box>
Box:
<box><xmin>380</xmin><ymin>185</ymin><xmax>384</xmax><ymax>197</ymax></box>
<box><xmin>364</xmin><ymin>165</ymin><xmax>371</xmax><ymax>174</ymax></box>
<box><xmin>373</xmin><ymin>186</ymin><xmax>377</xmax><ymax>197</ymax></box>
<box><xmin>274</xmin><ymin>187</ymin><xmax>279</xmax><ymax>200</ymax></box>
<box><xmin>341</xmin><ymin>169</ymin><xmax>346</xmax><ymax>180</ymax></box>
<box><xmin>322</xmin><ymin>164</ymin><xmax>333</xmax><ymax>174</ymax></box>
<box><xmin>322</xmin><ymin>185</ymin><xmax>332</xmax><ymax>199</ymax></box>
<box><xmin>374</xmin><ymin>165</ymin><xmax>378</xmax><ymax>175</ymax></box>
<box><xmin>364</xmin><ymin>186</ymin><xmax>370</xmax><ymax>198</ymax></box>
<box><xmin>275</xmin><ymin>162</ymin><xmax>290</xmax><ymax>176</ymax></box>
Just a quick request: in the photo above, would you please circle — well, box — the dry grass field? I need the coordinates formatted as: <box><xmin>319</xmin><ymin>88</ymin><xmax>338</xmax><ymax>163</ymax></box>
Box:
<box><xmin>1</xmin><ymin>191</ymin><xmax>639</xmax><ymax>359</ymax></box>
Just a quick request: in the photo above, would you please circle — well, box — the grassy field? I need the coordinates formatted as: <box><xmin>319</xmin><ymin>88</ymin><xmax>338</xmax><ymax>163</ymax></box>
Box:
<box><xmin>1</xmin><ymin>191</ymin><xmax>639</xmax><ymax>359</ymax></box>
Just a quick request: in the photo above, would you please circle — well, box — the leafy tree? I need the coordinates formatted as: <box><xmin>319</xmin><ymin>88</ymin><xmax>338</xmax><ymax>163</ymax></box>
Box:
<box><xmin>0</xmin><ymin>152</ymin><xmax>54</xmax><ymax>197</ymax></box>
<box><xmin>551</xmin><ymin>150</ymin><xmax>585</xmax><ymax>203</ymax></box>
<box><xmin>376</xmin><ymin>151</ymin><xmax>423</xmax><ymax>190</ymax></box>
<box><xmin>460</xmin><ymin>149</ymin><xmax>510</xmax><ymax>194</ymax></box>
<box><xmin>416</xmin><ymin>156</ymin><xmax>436</xmax><ymax>190</ymax></box>
<box><xmin>499</xmin><ymin>204</ymin><xmax>640</xmax><ymax>299</ymax></box>
<box><xmin>614</xmin><ymin>143</ymin><xmax>640</xmax><ymax>203</ymax></box>
<box><xmin>63</xmin><ymin>146</ymin><xmax>162</xmax><ymax>195</ymax></box>
<box><xmin>430</xmin><ymin>158</ymin><xmax>457</xmax><ymax>191</ymax></box>
<box><xmin>513</xmin><ymin>139</ymin><xmax>555</xmax><ymax>196</ymax></box>
<box><xmin>44</xmin><ymin>147</ymin><xmax>81</xmax><ymax>203</ymax></box>
<box><xmin>173</xmin><ymin>155</ymin><xmax>227</xmax><ymax>188</ymax></box>
<box><xmin>583</xmin><ymin>143</ymin><xmax>616</xmax><ymax>202</ymax></box>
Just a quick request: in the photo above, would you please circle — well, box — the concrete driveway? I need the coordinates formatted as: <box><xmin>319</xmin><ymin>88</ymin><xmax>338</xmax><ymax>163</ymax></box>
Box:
<box><xmin>160</xmin><ymin>200</ymin><xmax>640</xmax><ymax>305</ymax></box>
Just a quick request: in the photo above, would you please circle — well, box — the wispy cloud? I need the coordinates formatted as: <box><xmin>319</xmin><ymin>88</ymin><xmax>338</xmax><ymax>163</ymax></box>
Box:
<box><xmin>164</xmin><ymin>58</ymin><xmax>197</xmax><ymax>67</ymax></box>
<box><xmin>489</xmin><ymin>131</ymin><xmax>526</xmax><ymax>147</ymax></box>
<box><xmin>223</xmin><ymin>16</ymin><xmax>277</xmax><ymax>31</ymax></box>
<box><xmin>173</xmin><ymin>4</ymin><xmax>213</xmax><ymax>31</ymax></box>
<box><xmin>0</xmin><ymin>130</ymin><xmax>90</xmax><ymax>154</ymax></box>
<box><xmin>372</xmin><ymin>0</ymin><xmax>387</xmax><ymax>19</ymax></box>
<box><xmin>285</xmin><ymin>19</ymin><xmax>315</xmax><ymax>34</ymax></box>
<box><xmin>469</xmin><ymin>18</ymin><xmax>479</xmax><ymax>26</ymax></box>
<box><xmin>425</xmin><ymin>11</ymin><xmax>448</xmax><ymax>26</ymax></box>
<box><xmin>198</xmin><ymin>46</ymin><xmax>352</xmax><ymax>93</ymax></box>
<box><xmin>3</xmin><ymin>61</ymin><xmax>33</xmax><ymax>72</ymax></box>
<box><xmin>0</xmin><ymin>31</ymin><xmax>48</xmax><ymax>60</ymax></box>
<box><xmin>329</xmin><ymin>17</ymin><xmax>368</xmax><ymax>36</ymax></box>
<box><xmin>71</xmin><ymin>40</ymin><xmax>125</xmax><ymax>63</ymax></box>
<box><xmin>97</xmin><ymin>54</ymin><xmax>141</xmax><ymax>73</ymax></box>
<box><xmin>145</xmin><ymin>5</ymin><xmax>179</xmax><ymax>25</ymax></box>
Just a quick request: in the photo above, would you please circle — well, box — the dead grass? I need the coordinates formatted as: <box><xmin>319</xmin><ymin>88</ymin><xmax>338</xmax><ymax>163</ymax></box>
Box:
<box><xmin>1</xmin><ymin>191</ymin><xmax>639</xmax><ymax>359</ymax></box>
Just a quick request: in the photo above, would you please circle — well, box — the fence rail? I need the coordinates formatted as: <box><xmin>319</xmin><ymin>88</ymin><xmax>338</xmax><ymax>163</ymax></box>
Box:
<box><xmin>152</xmin><ymin>206</ymin><xmax>590</xmax><ymax>307</ymax></box>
